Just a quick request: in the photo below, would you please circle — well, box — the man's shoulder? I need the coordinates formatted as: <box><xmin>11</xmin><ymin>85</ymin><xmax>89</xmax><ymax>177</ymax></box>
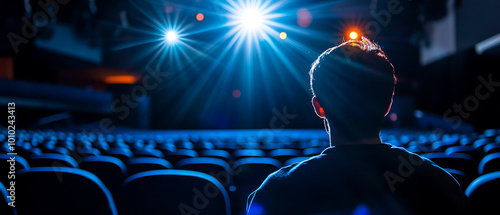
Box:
<box><xmin>259</xmin><ymin>154</ymin><xmax>326</xmax><ymax>188</ymax></box>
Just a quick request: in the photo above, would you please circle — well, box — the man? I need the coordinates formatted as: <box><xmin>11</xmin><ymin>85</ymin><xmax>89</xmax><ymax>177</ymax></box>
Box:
<box><xmin>247</xmin><ymin>37</ymin><xmax>470</xmax><ymax>215</ymax></box>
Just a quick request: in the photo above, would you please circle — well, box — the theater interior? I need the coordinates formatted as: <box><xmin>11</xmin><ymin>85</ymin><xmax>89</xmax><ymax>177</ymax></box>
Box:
<box><xmin>1</xmin><ymin>0</ymin><xmax>500</xmax><ymax>214</ymax></box>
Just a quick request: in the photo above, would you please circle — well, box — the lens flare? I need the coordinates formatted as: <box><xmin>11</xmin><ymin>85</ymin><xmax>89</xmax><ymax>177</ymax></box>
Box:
<box><xmin>239</xmin><ymin>8</ymin><xmax>264</xmax><ymax>30</ymax></box>
<box><xmin>165</xmin><ymin>31</ymin><xmax>178</xmax><ymax>43</ymax></box>
<box><xmin>279</xmin><ymin>32</ymin><xmax>287</xmax><ymax>39</ymax></box>
<box><xmin>349</xmin><ymin>31</ymin><xmax>358</xmax><ymax>40</ymax></box>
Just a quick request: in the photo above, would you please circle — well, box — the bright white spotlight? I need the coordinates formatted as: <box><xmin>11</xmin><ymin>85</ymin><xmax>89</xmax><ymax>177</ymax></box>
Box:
<box><xmin>164</xmin><ymin>31</ymin><xmax>178</xmax><ymax>43</ymax></box>
<box><xmin>239</xmin><ymin>8</ymin><xmax>264</xmax><ymax>30</ymax></box>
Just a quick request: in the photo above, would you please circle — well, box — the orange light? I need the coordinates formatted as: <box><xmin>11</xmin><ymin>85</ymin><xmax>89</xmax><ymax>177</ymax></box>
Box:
<box><xmin>349</xmin><ymin>31</ymin><xmax>358</xmax><ymax>40</ymax></box>
<box><xmin>105</xmin><ymin>75</ymin><xmax>137</xmax><ymax>84</ymax></box>
<box><xmin>196</xmin><ymin>13</ymin><xmax>204</xmax><ymax>21</ymax></box>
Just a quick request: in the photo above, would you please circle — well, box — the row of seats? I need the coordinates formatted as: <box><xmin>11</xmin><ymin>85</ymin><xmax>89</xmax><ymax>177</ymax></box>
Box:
<box><xmin>1</xmin><ymin>128</ymin><xmax>500</xmax><ymax>214</ymax></box>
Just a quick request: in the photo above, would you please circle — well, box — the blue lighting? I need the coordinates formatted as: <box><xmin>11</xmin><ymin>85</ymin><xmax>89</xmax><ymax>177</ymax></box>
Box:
<box><xmin>164</xmin><ymin>30</ymin><xmax>178</xmax><ymax>43</ymax></box>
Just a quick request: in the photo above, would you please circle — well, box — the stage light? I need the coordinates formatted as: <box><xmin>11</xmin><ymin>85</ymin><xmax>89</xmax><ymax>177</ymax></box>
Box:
<box><xmin>239</xmin><ymin>8</ymin><xmax>264</xmax><ymax>30</ymax></box>
<box><xmin>279</xmin><ymin>32</ymin><xmax>287</xmax><ymax>39</ymax></box>
<box><xmin>349</xmin><ymin>31</ymin><xmax>359</xmax><ymax>40</ymax></box>
<box><xmin>164</xmin><ymin>30</ymin><xmax>178</xmax><ymax>43</ymax></box>
<box><xmin>196</xmin><ymin>13</ymin><xmax>204</xmax><ymax>21</ymax></box>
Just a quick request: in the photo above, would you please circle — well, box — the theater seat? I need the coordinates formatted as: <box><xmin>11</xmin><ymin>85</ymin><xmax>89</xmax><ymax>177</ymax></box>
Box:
<box><xmin>444</xmin><ymin>168</ymin><xmax>469</xmax><ymax>190</ymax></box>
<box><xmin>0</xmin><ymin>182</ymin><xmax>15</xmax><ymax>215</ymax></box>
<box><xmin>163</xmin><ymin>149</ymin><xmax>198</xmax><ymax>165</ymax></box>
<box><xmin>484</xmin><ymin>143</ymin><xmax>500</xmax><ymax>154</ymax></box>
<box><xmin>176</xmin><ymin>157</ymin><xmax>233</xmax><ymax>188</ymax></box>
<box><xmin>0</xmin><ymin>154</ymin><xmax>29</xmax><ymax>186</ymax></box>
<box><xmin>17</xmin><ymin>147</ymin><xmax>42</xmax><ymax>159</ymax></box>
<box><xmin>29</xmin><ymin>153</ymin><xmax>79</xmax><ymax>168</ymax></box>
<box><xmin>302</xmin><ymin>147</ymin><xmax>324</xmax><ymax>156</ymax></box>
<box><xmin>478</xmin><ymin>152</ymin><xmax>500</xmax><ymax>175</ymax></box>
<box><xmin>103</xmin><ymin>148</ymin><xmax>133</xmax><ymax>163</ymax></box>
<box><xmin>446</xmin><ymin>145</ymin><xmax>484</xmax><ymax>163</ymax></box>
<box><xmin>422</xmin><ymin>152</ymin><xmax>475</xmax><ymax>179</ymax></box>
<box><xmin>233</xmin><ymin>149</ymin><xmax>265</xmax><ymax>160</ymax></box>
<box><xmin>268</xmin><ymin>149</ymin><xmax>301</xmax><ymax>164</ymax></box>
<box><xmin>465</xmin><ymin>171</ymin><xmax>500</xmax><ymax>215</ymax></box>
<box><xmin>232</xmin><ymin>157</ymin><xmax>281</xmax><ymax>214</ymax></box>
<box><xmin>284</xmin><ymin>156</ymin><xmax>311</xmax><ymax>166</ymax></box>
<box><xmin>127</xmin><ymin>157</ymin><xmax>173</xmax><ymax>176</ymax></box>
<box><xmin>200</xmin><ymin>149</ymin><xmax>232</xmax><ymax>161</ymax></box>
<box><xmin>80</xmin><ymin>156</ymin><xmax>127</xmax><ymax>199</ymax></box>
<box><xmin>132</xmin><ymin>148</ymin><xmax>164</xmax><ymax>158</ymax></box>
<box><xmin>17</xmin><ymin>167</ymin><xmax>117</xmax><ymax>215</ymax></box>
<box><xmin>120</xmin><ymin>170</ymin><xmax>230</xmax><ymax>215</ymax></box>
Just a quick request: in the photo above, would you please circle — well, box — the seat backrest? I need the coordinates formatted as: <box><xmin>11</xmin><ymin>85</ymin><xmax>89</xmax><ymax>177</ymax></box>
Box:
<box><xmin>443</xmin><ymin>168</ymin><xmax>468</xmax><ymax>190</ymax></box>
<box><xmin>29</xmin><ymin>153</ymin><xmax>79</xmax><ymax>168</ymax></box>
<box><xmin>176</xmin><ymin>157</ymin><xmax>232</xmax><ymax>188</ymax></box>
<box><xmin>0</xmin><ymin>154</ymin><xmax>29</xmax><ymax>186</ymax></box>
<box><xmin>422</xmin><ymin>152</ymin><xmax>475</xmax><ymax>177</ymax></box>
<box><xmin>478</xmin><ymin>152</ymin><xmax>500</xmax><ymax>175</ymax></box>
<box><xmin>0</xmin><ymin>182</ymin><xmax>15</xmax><ymax>215</ymax></box>
<box><xmin>17</xmin><ymin>167</ymin><xmax>117</xmax><ymax>215</ymax></box>
<box><xmin>232</xmin><ymin>157</ymin><xmax>281</xmax><ymax>214</ymax></box>
<box><xmin>284</xmin><ymin>156</ymin><xmax>311</xmax><ymax>166</ymax></box>
<box><xmin>446</xmin><ymin>145</ymin><xmax>484</xmax><ymax>161</ymax></box>
<box><xmin>268</xmin><ymin>149</ymin><xmax>301</xmax><ymax>163</ymax></box>
<box><xmin>120</xmin><ymin>170</ymin><xmax>230</xmax><ymax>215</ymax></box>
<box><xmin>200</xmin><ymin>149</ymin><xmax>231</xmax><ymax>161</ymax></box>
<box><xmin>163</xmin><ymin>149</ymin><xmax>198</xmax><ymax>164</ymax></box>
<box><xmin>484</xmin><ymin>143</ymin><xmax>500</xmax><ymax>154</ymax></box>
<box><xmin>132</xmin><ymin>148</ymin><xmax>164</xmax><ymax>158</ymax></box>
<box><xmin>103</xmin><ymin>148</ymin><xmax>133</xmax><ymax>163</ymax></box>
<box><xmin>80</xmin><ymin>155</ymin><xmax>127</xmax><ymax>198</ymax></box>
<box><xmin>465</xmin><ymin>171</ymin><xmax>500</xmax><ymax>215</ymax></box>
<box><xmin>233</xmin><ymin>149</ymin><xmax>265</xmax><ymax>160</ymax></box>
<box><xmin>302</xmin><ymin>147</ymin><xmax>324</xmax><ymax>156</ymax></box>
<box><xmin>127</xmin><ymin>157</ymin><xmax>173</xmax><ymax>176</ymax></box>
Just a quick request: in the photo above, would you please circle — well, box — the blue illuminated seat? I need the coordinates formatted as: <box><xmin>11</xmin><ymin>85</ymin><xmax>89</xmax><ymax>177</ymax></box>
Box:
<box><xmin>132</xmin><ymin>148</ymin><xmax>164</xmax><ymax>158</ymax></box>
<box><xmin>200</xmin><ymin>149</ymin><xmax>231</xmax><ymax>161</ymax></box>
<box><xmin>478</xmin><ymin>152</ymin><xmax>500</xmax><ymax>175</ymax></box>
<box><xmin>29</xmin><ymin>153</ymin><xmax>79</xmax><ymax>168</ymax></box>
<box><xmin>284</xmin><ymin>156</ymin><xmax>311</xmax><ymax>166</ymax></box>
<box><xmin>127</xmin><ymin>157</ymin><xmax>173</xmax><ymax>176</ymax></box>
<box><xmin>0</xmin><ymin>154</ymin><xmax>29</xmax><ymax>186</ymax></box>
<box><xmin>80</xmin><ymin>156</ymin><xmax>127</xmax><ymax>199</ymax></box>
<box><xmin>302</xmin><ymin>147</ymin><xmax>324</xmax><ymax>156</ymax></box>
<box><xmin>444</xmin><ymin>168</ymin><xmax>469</xmax><ymax>190</ymax></box>
<box><xmin>465</xmin><ymin>171</ymin><xmax>500</xmax><ymax>215</ymax></box>
<box><xmin>484</xmin><ymin>143</ymin><xmax>500</xmax><ymax>154</ymax></box>
<box><xmin>232</xmin><ymin>157</ymin><xmax>281</xmax><ymax>214</ymax></box>
<box><xmin>422</xmin><ymin>152</ymin><xmax>475</xmax><ymax>178</ymax></box>
<box><xmin>75</xmin><ymin>147</ymin><xmax>101</xmax><ymax>157</ymax></box>
<box><xmin>446</xmin><ymin>145</ymin><xmax>484</xmax><ymax>162</ymax></box>
<box><xmin>103</xmin><ymin>148</ymin><xmax>133</xmax><ymax>163</ymax></box>
<box><xmin>43</xmin><ymin>146</ymin><xmax>70</xmax><ymax>155</ymax></box>
<box><xmin>163</xmin><ymin>149</ymin><xmax>198</xmax><ymax>165</ymax></box>
<box><xmin>17</xmin><ymin>167</ymin><xmax>117</xmax><ymax>215</ymax></box>
<box><xmin>0</xmin><ymin>182</ymin><xmax>15</xmax><ymax>215</ymax></box>
<box><xmin>120</xmin><ymin>170</ymin><xmax>230</xmax><ymax>215</ymax></box>
<box><xmin>268</xmin><ymin>149</ymin><xmax>301</xmax><ymax>164</ymax></box>
<box><xmin>176</xmin><ymin>157</ymin><xmax>233</xmax><ymax>188</ymax></box>
<box><xmin>233</xmin><ymin>149</ymin><xmax>265</xmax><ymax>160</ymax></box>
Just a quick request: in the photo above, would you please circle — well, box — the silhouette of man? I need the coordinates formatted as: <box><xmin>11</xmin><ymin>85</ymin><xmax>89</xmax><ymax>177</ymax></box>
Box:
<box><xmin>247</xmin><ymin>37</ymin><xmax>470</xmax><ymax>215</ymax></box>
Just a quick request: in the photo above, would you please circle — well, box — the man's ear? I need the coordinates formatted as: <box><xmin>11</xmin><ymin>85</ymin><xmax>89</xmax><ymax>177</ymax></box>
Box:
<box><xmin>384</xmin><ymin>98</ymin><xmax>393</xmax><ymax>116</ymax></box>
<box><xmin>312</xmin><ymin>96</ymin><xmax>326</xmax><ymax>118</ymax></box>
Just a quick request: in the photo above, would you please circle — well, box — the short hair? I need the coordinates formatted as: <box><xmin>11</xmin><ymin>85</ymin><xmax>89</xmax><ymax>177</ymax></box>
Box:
<box><xmin>309</xmin><ymin>37</ymin><xmax>396</xmax><ymax>138</ymax></box>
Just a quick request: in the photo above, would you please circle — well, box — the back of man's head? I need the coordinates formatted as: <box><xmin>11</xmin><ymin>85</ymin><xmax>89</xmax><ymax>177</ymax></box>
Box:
<box><xmin>309</xmin><ymin>37</ymin><xmax>396</xmax><ymax>139</ymax></box>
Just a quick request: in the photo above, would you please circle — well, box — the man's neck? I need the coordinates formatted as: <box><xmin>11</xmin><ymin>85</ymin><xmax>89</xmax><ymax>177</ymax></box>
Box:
<box><xmin>327</xmin><ymin>123</ymin><xmax>382</xmax><ymax>146</ymax></box>
<box><xmin>329</xmin><ymin>135</ymin><xmax>382</xmax><ymax>147</ymax></box>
